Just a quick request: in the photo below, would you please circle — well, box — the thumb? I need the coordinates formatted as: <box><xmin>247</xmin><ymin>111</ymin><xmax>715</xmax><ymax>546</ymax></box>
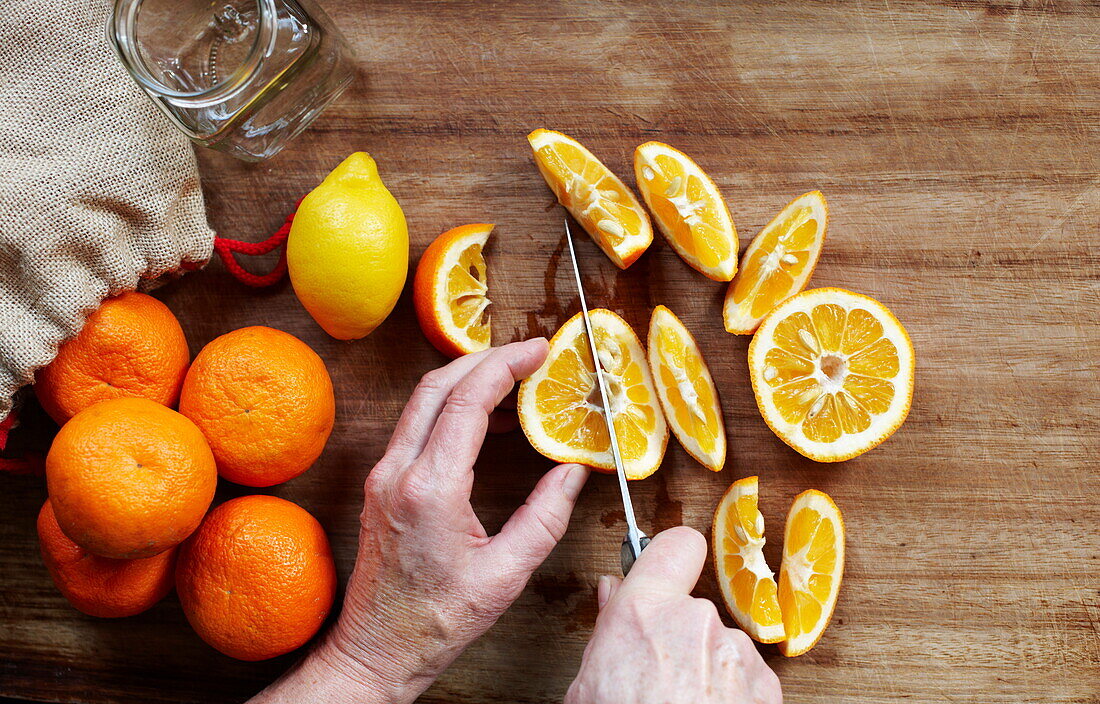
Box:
<box><xmin>484</xmin><ymin>463</ymin><xmax>589</xmax><ymax>576</ymax></box>
<box><xmin>597</xmin><ymin>575</ymin><xmax>622</xmax><ymax>611</ymax></box>
<box><xmin>617</xmin><ymin>526</ymin><xmax>708</xmax><ymax>597</ymax></box>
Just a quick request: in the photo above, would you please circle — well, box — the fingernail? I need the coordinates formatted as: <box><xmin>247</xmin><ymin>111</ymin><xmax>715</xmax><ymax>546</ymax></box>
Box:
<box><xmin>597</xmin><ymin>575</ymin><xmax>611</xmax><ymax>609</ymax></box>
<box><xmin>561</xmin><ymin>464</ymin><xmax>588</xmax><ymax>502</ymax></box>
<box><xmin>519</xmin><ymin>337</ymin><xmax>548</xmax><ymax>357</ymax></box>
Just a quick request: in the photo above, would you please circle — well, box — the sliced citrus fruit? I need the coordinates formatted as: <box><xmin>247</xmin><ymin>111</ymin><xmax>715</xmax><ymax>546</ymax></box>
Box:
<box><xmin>647</xmin><ymin>305</ymin><xmax>725</xmax><ymax>471</ymax></box>
<box><xmin>778</xmin><ymin>489</ymin><xmax>844</xmax><ymax>656</ymax></box>
<box><xmin>713</xmin><ymin>476</ymin><xmax>785</xmax><ymax>643</ymax></box>
<box><xmin>634</xmin><ymin>142</ymin><xmax>738</xmax><ymax>281</ymax></box>
<box><xmin>749</xmin><ymin>287</ymin><xmax>914</xmax><ymax>462</ymax></box>
<box><xmin>528</xmin><ymin>129</ymin><xmax>652</xmax><ymax>269</ymax></box>
<box><xmin>413</xmin><ymin>224</ymin><xmax>492</xmax><ymax>358</ymax></box>
<box><xmin>724</xmin><ymin>191</ymin><xmax>828</xmax><ymax>334</ymax></box>
<box><xmin>518</xmin><ymin>309</ymin><xmax>668</xmax><ymax>480</ymax></box>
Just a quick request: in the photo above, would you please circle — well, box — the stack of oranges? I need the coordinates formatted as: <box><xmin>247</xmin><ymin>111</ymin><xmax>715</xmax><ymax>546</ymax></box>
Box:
<box><xmin>33</xmin><ymin>291</ymin><xmax>337</xmax><ymax>661</ymax></box>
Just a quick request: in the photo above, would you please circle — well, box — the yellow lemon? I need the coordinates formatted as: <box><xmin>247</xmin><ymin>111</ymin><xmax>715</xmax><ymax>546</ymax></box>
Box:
<box><xmin>288</xmin><ymin>152</ymin><xmax>409</xmax><ymax>340</ymax></box>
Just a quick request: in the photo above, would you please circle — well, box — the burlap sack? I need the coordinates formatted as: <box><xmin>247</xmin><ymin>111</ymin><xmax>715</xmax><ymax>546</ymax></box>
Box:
<box><xmin>0</xmin><ymin>0</ymin><xmax>214</xmax><ymax>420</ymax></box>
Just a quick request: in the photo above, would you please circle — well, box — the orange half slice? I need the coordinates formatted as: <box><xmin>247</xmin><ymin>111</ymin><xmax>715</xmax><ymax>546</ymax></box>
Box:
<box><xmin>518</xmin><ymin>309</ymin><xmax>668</xmax><ymax>480</ymax></box>
<box><xmin>778</xmin><ymin>489</ymin><xmax>845</xmax><ymax>656</ymax></box>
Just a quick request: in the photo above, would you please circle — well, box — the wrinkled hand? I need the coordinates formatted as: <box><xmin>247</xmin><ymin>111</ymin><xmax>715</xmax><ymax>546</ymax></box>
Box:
<box><xmin>565</xmin><ymin>527</ymin><xmax>782</xmax><ymax>704</ymax></box>
<box><xmin>309</xmin><ymin>339</ymin><xmax>589</xmax><ymax>702</ymax></box>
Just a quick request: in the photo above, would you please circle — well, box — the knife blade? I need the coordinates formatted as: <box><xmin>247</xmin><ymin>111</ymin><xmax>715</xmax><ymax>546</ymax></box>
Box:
<box><xmin>562</xmin><ymin>219</ymin><xmax>650</xmax><ymax>575</ymax></box>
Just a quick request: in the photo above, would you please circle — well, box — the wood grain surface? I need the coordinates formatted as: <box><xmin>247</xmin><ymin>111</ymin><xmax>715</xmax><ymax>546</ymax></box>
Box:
<box><xmin>2</xmin><ymin>1</ymin><xmax>1098</xmax><ymax>702</ymax></box>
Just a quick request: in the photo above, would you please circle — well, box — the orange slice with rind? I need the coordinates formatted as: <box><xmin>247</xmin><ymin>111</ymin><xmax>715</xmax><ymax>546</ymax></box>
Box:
<box><xmin>413</xmin><ymin>224</ymin><xmax>492</xmax><ymax>358</ymax></box>
<box><xmin>528</xmin><ymin>129</ymin><xmax>652</xmax><ymax>269</ymax></box>
<box><xmin>634</xmin><ymin>142</ymin><xmax>738</xmax><ymax>281</ymax></box>
<box><xmin>724</xmin><ymin>191</ymin><xmax>828</xmax><ymax>334</ymax></box>
<box><xmin>778</xmin><ymin>489</ymin><xmax>845</xmax><ymax>656</ymax></box>
<box><xmin>647</xmin><ymin>305</ymin><xmax>726</xmax><ymax>471</ymax></box>
<box><xmin>712</xmin><ymin>476</ymin><xmax>785</xmax><ymax>643</ymax></box>
<box><xmin>749</xmin><ymin>287</ymin><xmax>915</xmax><ymax>462</ymax></box>
<box><xmin>518</xmin><ymin>309</ymin><xmax>668</xmax><ymax>480</ymax></box>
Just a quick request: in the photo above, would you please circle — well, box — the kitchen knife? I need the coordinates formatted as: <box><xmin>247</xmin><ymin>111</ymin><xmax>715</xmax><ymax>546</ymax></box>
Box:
<box><xmin>562</xmin><ymin>218</ymin><xmax>650</xmax><ymax>575</ymax></box>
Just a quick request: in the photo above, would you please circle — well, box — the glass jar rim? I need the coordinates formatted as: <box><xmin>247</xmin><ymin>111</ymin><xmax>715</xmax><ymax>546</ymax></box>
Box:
<box><xmin>107</xmin><ymin>0</ymin><xmax>279</xmax><ymax>105</ymax></box>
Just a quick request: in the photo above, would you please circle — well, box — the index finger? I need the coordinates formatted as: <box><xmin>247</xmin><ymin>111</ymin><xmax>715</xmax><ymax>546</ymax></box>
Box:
<box><xmin>616</xmin><ymin>526</ymin><xmax>708</xmax><ymax>597</ymax></box>
<box><xmin>419</xmin><ymin>338</ymin><xmax>549</xmax><ymax>482</ymax></box>
<box><xmin>383</xmin><ymin>347</ymin><xmax>497</xmax><ymax>465</ymax></box>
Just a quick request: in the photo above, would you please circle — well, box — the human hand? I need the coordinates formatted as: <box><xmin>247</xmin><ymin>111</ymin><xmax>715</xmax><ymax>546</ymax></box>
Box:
<box><xmin>296</xmin><ymin>339</ymin><xmax>589</xmax><ymax>703</ymax></box>
<box><xmin>565</xmin><ymin>527</ymin><xmax>782</xmax><ymax>704</ymax></box>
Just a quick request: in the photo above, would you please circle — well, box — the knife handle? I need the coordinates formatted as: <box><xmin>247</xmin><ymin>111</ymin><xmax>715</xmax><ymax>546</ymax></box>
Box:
<box><xmin>619</xmin><ymin>533</ymin><xmax>651</xmax><ymax>576</ymax></box>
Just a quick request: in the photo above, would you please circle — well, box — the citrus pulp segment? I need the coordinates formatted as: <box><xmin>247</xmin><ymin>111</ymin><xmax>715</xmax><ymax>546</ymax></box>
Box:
<box><xmin>634</xmin><ymin>141</ymin><xmax>738</xmax><ymax>281</ymax></box>
<box><xmin>724</xmin><ymin>191</ymin><xmax>828</xmax><ymax>334</ymax></box>
<box><xmin>528</xmin><ymin>129</ymin><xmax>652</xmax><ymax>269</ymax></box>
<box><xmin>712</xmin><ymin>476</ymin><xmax>785</xmax><ymax>643</ymax></box>
<box><xmin>647</xmin><ymin>305</ymin><xmax>726</xmax><ymax>471</ymax></box>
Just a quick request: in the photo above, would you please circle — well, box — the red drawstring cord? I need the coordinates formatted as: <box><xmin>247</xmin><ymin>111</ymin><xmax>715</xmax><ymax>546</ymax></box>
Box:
<box><xmin>0</xmin><ymin>410</ymin><xmax>15</xmax><ymax>450</ymax></box>
<box><xmin>0</xmin><ymin>409</ymin><xmax>43</xmax><ymax>475</ymax></box>
<box><xmin>212</xmin><ymin>199</ymin><xmax>302</xmax><ymax>287</ymax></box>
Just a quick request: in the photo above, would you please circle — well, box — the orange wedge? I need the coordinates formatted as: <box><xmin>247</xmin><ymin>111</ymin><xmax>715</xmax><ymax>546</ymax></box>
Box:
<box><xmin>634</xmin><ymin>142</ymin><xmax>738</xmax><ymax>281</ymax></box>
<box><xmin>518</xmin><ymin>309</ymin><xmax>668</xmax><ymax>480</ymax></box>
<box><xmin>528</xmin><ymin>129</ymin><xmax>652</xmax><ymax>269</ymax></box>
<box><xmin>647</xmin><ymin>305</ymin><xmax>726</xmax><ymax>471</ymax></box>
<box><xmin>413</xmin><ymin>224</ymin><xmax>492</xmax><ymax>358</ymax></box>
<box><xmin>724</xmin><ymin>191</ymin><xmax>828</xmax><ymax>334</ymax></box>
<box><xmin>712</xmin><ymin>476</ymin><xmax>785</xmax><ymax>643</ymax></box>
<box><xmin>749</xmin><ymin>288</ymin><xmax>915</xmax><ymax>462</ymax></box>
<box><xmin>778</xmin><ymin>489</ymin><xmax>845</xmax><ymax>656</ymax></box>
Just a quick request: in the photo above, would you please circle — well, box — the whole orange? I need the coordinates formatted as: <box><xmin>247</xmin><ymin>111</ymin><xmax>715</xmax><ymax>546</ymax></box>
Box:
<box><xmin>178</xmin><ymin>326</ymin><xmax>335</xmax><ymax>487</ymax></box>
<box><xmin>37</xmin><ymin>499</ymin><xmax>176</xmax><ymax>618</ymax></box>
<box><xmin>45</xmin><ymin>397</ymin><xmax>217</xmax><ymax>559</ymax></box>
<box><xmin>176</xmin><ymin>495</ymin><xmax>337</xmax><ymax>661</ymax></box>
<box><xmin>35</xmin><ymin>291</ymin><xmax>190</xmax><ymax>425</ymax></box>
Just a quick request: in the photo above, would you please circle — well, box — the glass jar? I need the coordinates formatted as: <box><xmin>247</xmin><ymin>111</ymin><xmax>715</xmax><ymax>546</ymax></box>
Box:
<box><xmin>109</xmin><ymin>0</ymin><xmax>356</xmax><ymax>161</ymax></box>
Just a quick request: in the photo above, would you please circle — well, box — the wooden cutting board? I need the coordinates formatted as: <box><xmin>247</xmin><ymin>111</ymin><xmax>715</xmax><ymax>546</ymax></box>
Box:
<box><xmin>2</xmin><ymin>1</ymin><xmax>1097</xmax><ymax>702</ymax></box>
